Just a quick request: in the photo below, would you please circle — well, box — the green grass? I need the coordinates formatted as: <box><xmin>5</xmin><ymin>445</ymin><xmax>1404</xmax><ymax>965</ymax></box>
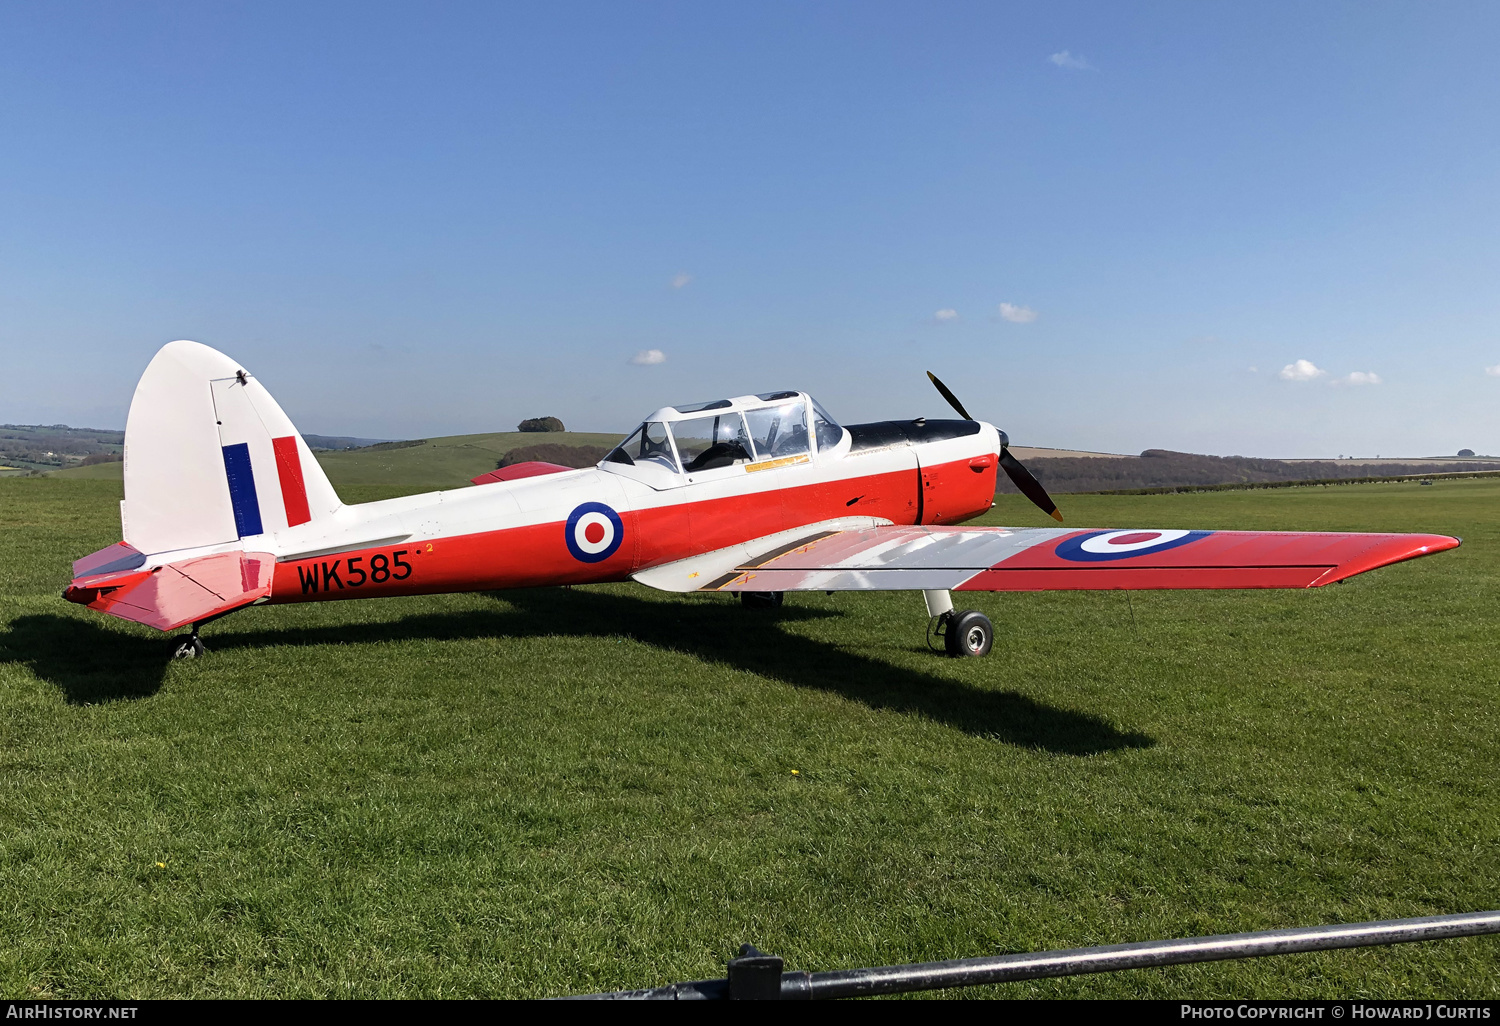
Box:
<box><xmin>0</xmin><ymin>476</ymin><xmax>1496</xmax><ymax>998</ymax></box>
<box><xmin>41</xmin><ymin>461</ymin><xmax>124</xmax><ymax>480</ymax></box>
<box><xmin>46</xmin><ymin>431</ymin><xmax>624</xmax><ymax>489</ymax></box>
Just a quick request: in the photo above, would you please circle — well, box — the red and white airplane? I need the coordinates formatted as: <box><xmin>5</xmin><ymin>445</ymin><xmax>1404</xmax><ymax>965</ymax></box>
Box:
<box><xmin>65</xmin><ymin>341</ymin><xmax>1460</xmax><ymax>659</ymax></box>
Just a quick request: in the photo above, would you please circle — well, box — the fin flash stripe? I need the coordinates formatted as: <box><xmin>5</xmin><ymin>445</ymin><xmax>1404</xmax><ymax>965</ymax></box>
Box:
<box><xmin>221</xmin><ymin>443</ymin><xmax>263</xmax><ymax>538</ymax></box>
<box><xmin>272</xmin><ymin>436</ymin><xmax>312</xmax><ymax>527</ymax></box>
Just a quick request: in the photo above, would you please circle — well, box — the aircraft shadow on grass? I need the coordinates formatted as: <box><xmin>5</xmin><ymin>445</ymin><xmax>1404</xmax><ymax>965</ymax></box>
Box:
<box><xmin>2</xmin><ymin>614</ymin><xmax>177</xmax><ymax>704</ymax></box>
<box><xmin>5</xmin><ymin>591</ymin><xmax>1153</xmax><ymax>756</ymax></box>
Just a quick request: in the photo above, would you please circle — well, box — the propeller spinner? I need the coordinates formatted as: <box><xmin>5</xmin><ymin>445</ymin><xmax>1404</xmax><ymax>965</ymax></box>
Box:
<box><xmin>926</xmin><ymin>370</ymin><xmax>1063</xmax><ymax>523</ymax></box>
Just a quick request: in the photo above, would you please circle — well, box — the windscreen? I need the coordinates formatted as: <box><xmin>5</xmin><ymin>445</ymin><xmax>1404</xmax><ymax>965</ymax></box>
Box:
<box><xmin>811</xmin><ymin>398</ymin><xmax>843</xmax><ymax>453</ymax></box>
<box><xmin>607</xmin><ymin>422</ymin><xmax>678</xmax><ymax>470</ymax></box>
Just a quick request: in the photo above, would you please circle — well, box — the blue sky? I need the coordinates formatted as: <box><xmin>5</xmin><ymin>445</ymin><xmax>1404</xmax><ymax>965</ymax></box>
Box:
<box><xmin>2</xmin><ymin>1</ymin><xmax>1497</xmax><ymax>456</ymax></box>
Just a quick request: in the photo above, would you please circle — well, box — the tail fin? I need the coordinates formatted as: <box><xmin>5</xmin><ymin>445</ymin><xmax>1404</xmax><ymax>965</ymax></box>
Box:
<box><xmin>122</xmin><ymin>340</ymin><xmax>342</xmax><ymax>555</ymax></box>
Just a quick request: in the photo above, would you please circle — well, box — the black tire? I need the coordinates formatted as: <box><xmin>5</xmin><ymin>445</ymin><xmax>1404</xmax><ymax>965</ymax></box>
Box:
<box><xmin>740</xmin><ymin>591</ymin><xmax>784</xmax><ymax>610</ymax></box>
<box><xmin>944</xmin><ymin>611</ymin><xmax>993</xmax><ymax>658</ymax></box>
<box><xmin>171</xmin><ymin>636</ymin><xmax>205</xmax><ymax>660</ymax></box>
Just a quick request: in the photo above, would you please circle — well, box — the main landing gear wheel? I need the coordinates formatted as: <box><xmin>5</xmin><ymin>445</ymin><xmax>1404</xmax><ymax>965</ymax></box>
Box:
<box><xmin>171</xmin><ymin>634</ymin><xmax>205</xmax><ymax>660</ymax></box>
<box><xmin>942</xmin><ymin>610</ymin><xmax>993</xmax><ymax>658</ymax></box>
<box><xmin>740</xmin><ymin>591</ymin><xmax>784</xmax><ymax>610</ymax></box>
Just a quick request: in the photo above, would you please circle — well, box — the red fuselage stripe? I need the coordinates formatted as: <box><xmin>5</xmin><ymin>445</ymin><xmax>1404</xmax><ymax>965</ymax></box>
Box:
<box><xmin>272</xmin><ymin>436</ymin><xmax>312</xmax><ymax>527</ymax></box>
<box><xmin>268</xmin><ymin>453</ymin><xmax>1000</xmax><ymax>604</ymax></box>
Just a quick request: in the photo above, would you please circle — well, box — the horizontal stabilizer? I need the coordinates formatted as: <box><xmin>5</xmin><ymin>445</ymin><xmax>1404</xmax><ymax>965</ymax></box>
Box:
<box><xmin>697</xmin><ymin>525</ymin><xmax>1460</xmax><ymax>593</ymax></box>
<box><xmin>73</xmin><ymin>541</ymin><xmax>146</xmax><ymax>578</ymax></box>
<box><xmin>64</xmin><ymin>548</ymin><xmax>274</xmax><ymax>631</ymax></box>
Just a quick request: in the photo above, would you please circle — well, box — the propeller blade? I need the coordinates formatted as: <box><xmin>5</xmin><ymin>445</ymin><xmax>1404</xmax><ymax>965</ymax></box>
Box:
<box><xmin>926</xmin><ymin>371</ymin><xmax>974</xmax><ymax>421</ymax></box>
<box><xmin>999</xmin><ymin>448</ymin><xmax>1064</xmax><ymax>523</ymax></box>
<box><xmin>928</xmin><ymin>369</ymin><xmax>1063</xmax><ymax>522</ymax></box>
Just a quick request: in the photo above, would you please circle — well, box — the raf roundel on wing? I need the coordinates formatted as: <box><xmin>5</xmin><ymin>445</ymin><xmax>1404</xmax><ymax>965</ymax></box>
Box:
<box><xmin>566</xmin><ymin>502</ymin><xmax>625</xmax><ymax>563</ymax></box>
<box><xmin>1054</xmin><ymin>529</ymin><xmax>1212</xmax><ymax>562</ymax></box>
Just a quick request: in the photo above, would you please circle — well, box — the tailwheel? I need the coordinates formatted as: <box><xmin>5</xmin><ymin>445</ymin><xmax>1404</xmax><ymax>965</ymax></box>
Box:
<box><xmin>171</xmin><ymin>634</ymin><xmax>205</xmax><ymax>660</ymax></box>
<box><xmin>943</xmin><ymin>610</ymin><xmax>993</xmax><ymax>658</ymax></box>
<box><xmin>740</xmin><ymin>591</ymin><xmax>784</xmax><ymax>610</ymax></box>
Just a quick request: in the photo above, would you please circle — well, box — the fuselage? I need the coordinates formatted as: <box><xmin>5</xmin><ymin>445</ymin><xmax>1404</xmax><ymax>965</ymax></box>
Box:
<box><xmin>267</xmin><ymin>419</ymin><xmax>1003</xmax><ymax>605</ymax></box>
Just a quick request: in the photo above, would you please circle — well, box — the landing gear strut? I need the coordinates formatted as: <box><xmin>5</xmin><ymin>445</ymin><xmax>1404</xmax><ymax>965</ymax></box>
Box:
<box><xmin>740</xmin><ymin>591</ymin><xmax>784</xmax><ymax>610</ymax></box>
<box><xmin>925</xmin><ymin>590</ymin><xmax>993</xmax><ymax>658</ymax></box>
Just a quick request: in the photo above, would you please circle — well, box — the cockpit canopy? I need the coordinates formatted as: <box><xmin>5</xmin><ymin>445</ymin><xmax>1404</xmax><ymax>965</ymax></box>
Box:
<box><xmin>604</xmin><ymin>391</ymin><xmax>844</xmax><ymax>482</ymax></box>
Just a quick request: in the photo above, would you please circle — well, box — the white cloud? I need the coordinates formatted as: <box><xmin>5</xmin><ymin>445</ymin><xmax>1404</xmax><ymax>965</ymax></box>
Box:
<box><xmin>1486</xmin><ymin>364</ymin><xmax>1500</xmax><ymax>377</ymax></box>
<box><xmin>998</xmin><ymin>302</ymin><xmax>1038</xmax><ymax>323</ymax></box>
<box><xmin>1336</xmin><ymin>371</ymin><xmax>1382</xmax><ymax>386</ymax></box>
<box><xmin>933</xmin><ymin>308</ymin><xmax>959</xmax><ymax>322</ymax></box>
<box><xmin>629</xmin><ymin>349</ymin><xmax>666</xmax><ymax>366</ymax></box>
<box><xmin>1049</xmin><ymin>50</ymin><xmax>1094</xmax><ymax>71</ymax></box>
<box><xmin>670</xmin><ymin>272</ymin><xmax>692</xmax><ymax>289</ymax></box>
<box><xmin>1278</xmin><ymin>359</ymin><xmax>1326</xmax><ymax>382</ymax></box>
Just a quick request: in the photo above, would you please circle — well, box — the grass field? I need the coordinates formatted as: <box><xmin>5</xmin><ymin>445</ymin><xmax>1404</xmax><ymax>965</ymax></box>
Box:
<box><xmin>1</xmin><ymin>475</ymin><xmax>1496</xmax><ymax>998</ymax></box>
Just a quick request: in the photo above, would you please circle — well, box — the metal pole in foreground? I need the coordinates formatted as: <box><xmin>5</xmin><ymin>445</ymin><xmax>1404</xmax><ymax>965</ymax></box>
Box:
<box><xmin>574</xmin><ymin>909</ymin><xmax>1500</xmax><ymax>1000</ymax></box>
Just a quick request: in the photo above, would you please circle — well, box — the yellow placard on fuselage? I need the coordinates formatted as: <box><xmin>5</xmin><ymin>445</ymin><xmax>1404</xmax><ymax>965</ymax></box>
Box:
<box><xmin>745</xmin><ymin>454</ymin><xmax>811</xmax><ymax>473</ymax></box>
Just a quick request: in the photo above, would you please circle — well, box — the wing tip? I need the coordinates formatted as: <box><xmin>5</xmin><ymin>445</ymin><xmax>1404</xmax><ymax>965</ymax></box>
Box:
<box><xmin>1311</xmin><ymin>533</ymin><xmax>1462</xmax><ymax>586</ymax></box>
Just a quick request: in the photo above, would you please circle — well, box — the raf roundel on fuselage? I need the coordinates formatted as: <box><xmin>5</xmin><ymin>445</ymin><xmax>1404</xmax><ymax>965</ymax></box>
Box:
<box><xmin>566</xmin><ymin>502</ymin><xmax>625</xmax><ymax>563</ymax></box>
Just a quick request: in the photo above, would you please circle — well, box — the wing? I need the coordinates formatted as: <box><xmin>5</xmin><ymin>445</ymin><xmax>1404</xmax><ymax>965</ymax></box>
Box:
<box><xmin>64</xmin><ymin>547</ymin><xmax>274</xmax><ymax>631</ymax></box>
<box><xmin>655</xmin><ymin>525</ymin><xmax>1459</xmax><ymax>594</ymax></box>
<box><xmin>470</xmin><ymin>461</ymin><xmax>575</xmax><ymax>486</ymax></box>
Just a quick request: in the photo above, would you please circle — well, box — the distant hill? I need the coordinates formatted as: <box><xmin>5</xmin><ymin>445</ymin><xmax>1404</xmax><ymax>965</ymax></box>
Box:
<box><xmin>44</xmin><ymin>429</ymin><xmax>626</xmax><ymax>488</ymax></box>
<box><xmin>0</xmin><ymin>424</ymin><xmax>123</xmax><ymax>472</ymax></box>
<box><xmin>302</xmin><ymin>433</ymin><xmax>394</xmax><ymax>451</ymax></box>
<box><xmin>36</xmin><ymin>428</ymin><xmax>1500</xmax><ymax>495</ymax></box>
<box><xmin>313</xmin><ymin>431</ymin><xmax>623</xmax><ymax>488</ymax></box>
